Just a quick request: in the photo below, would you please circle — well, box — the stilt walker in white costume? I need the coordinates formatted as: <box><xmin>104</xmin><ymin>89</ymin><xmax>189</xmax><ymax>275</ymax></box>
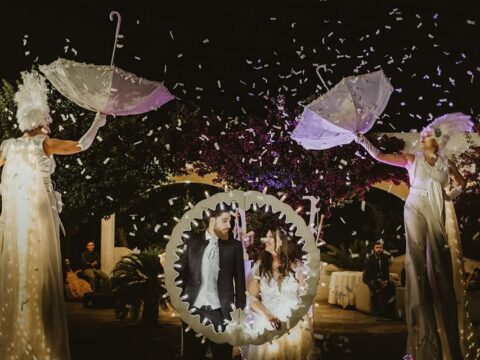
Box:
<box><xmin>0</xmin><ymin>71</ymin><xmax>107</xmax><ymax>359</ymax></box>
<box><xmin>355</xmin><ymin>113</ymin><xmax>480</xmax><ymax>360</ymax></box>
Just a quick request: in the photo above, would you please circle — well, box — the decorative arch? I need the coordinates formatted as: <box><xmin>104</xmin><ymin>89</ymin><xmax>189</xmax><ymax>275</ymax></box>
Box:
<box><xmin>170</xmin><ymin>170</ymin><xmax>410</xmax><ymax>201</ymax></box>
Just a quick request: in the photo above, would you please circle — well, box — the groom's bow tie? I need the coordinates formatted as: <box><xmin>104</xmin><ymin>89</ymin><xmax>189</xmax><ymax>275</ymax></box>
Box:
<box><xmin>207</xmin><ymin>236</ymin><xmax>218</xmax><ymax>246</ymax></box>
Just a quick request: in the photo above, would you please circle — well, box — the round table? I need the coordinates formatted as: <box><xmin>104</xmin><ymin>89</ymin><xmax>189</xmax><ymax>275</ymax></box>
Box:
<box><xmin>328</xmin><ymin>271</ymin><xmax>363</xmax><ymax>308</ymax></box>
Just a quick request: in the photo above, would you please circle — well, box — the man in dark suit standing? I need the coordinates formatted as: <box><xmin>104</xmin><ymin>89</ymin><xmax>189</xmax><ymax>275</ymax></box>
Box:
<box><xmin>176</xmin><ymin>204</ymin><xmax>246</xmax><ymax>360</ymax></box>
<box><xmin>362</xmin><ymin>241</ymin><xmax>395</xmax><ymax>317</ymax></box>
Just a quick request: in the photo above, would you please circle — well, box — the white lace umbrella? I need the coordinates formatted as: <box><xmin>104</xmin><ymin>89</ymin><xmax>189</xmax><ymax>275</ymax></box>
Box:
<box><xmin>39</xmin><ymin>12</ymin><xmax>174</xmax><ymax>116</ymax></box>
<box><xmin>291</xmin><ymin>69</ymin><xmax>393</xmax><ymax>150</ymax></box>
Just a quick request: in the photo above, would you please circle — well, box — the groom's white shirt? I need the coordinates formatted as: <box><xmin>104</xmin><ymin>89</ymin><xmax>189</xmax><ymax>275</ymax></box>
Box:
<box><xmin>193</xmin><ymin>230</ymin><xmax>221</xmax><ymax>309</ymax></box>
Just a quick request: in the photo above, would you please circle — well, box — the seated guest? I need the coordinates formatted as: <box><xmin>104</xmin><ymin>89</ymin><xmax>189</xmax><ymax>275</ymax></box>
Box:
<box><xmin>81</xmin><ymin>241</ymin><xmax>111</xmax><ymax>292</ymax></box>
<box><xmin>362</xmin><ymin>241</ymin><xmax>395</xmax><ymax>317</ymax></box>
<box><xmin>64</xmin><ymin>258</ymin><xmax>93</xmax><ymax>301</ymax></box>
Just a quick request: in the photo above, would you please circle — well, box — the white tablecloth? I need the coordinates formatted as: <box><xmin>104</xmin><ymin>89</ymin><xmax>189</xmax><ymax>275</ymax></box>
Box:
<box><xmin>328</xmin><ymin>271</ymin><xmax>363</xmax><ymax>308</ymax></box>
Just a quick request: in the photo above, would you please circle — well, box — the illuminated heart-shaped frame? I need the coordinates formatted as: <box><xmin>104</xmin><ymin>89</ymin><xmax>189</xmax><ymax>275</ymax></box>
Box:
<box><xmin>164</xmin><ymin>190</ymin><xmax>320</xmax><ymax>346</ymax></box>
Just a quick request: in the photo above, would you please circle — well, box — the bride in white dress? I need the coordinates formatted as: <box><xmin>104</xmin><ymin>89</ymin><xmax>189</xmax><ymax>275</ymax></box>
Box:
<box><xmin>246</xmin><ymin>228</ymin><xmax>315</xmax><ymax>360</ymax></box>
<box><xmin>0</xmin><ymin>71</ymin><xmax>106</xmax><ymax>359</ymax></box>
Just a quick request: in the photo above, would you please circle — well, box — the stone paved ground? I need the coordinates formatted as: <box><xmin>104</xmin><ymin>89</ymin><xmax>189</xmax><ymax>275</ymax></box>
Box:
<box><xmin>67</xmin><ymin>301</ymin><xmax>408</xmax><ymax>360</ymax></box>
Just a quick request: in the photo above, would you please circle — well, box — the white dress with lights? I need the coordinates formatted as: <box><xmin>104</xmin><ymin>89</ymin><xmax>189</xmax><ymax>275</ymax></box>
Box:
<box><xmin>0</xmin><ymin>135</ymin><xmax>70</xmax><ymax>359</ymax></box>
<box><xmin>247</xmin><ymin>262</ymin><xmax>315</xmax><ymax>360</ymax></box>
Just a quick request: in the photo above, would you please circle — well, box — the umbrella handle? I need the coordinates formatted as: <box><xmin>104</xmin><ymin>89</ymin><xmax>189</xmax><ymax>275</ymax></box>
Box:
<box><xmin>315</xmin><ymin>65</ymin><xmax>330</xmax><ymax>91</ymax></box>
<box><xmin>109</xmin><ymin>11</ymin><xmax>122</xmax><ymax>65</ymax></box>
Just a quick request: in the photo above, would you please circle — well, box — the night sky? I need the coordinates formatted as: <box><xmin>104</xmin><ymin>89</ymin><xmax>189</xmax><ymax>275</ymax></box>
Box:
<box><xmin>2</xmin><ymin>0</ymin><xmax>480</xmax><ymax>131</ymax></box>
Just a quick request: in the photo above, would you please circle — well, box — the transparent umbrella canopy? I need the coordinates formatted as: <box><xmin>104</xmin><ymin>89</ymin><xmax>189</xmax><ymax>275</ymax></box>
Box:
<box><xmin>39</xmin><ymin>11</ymin><xmax>174</xmax><ymax>116</ymax></box>
<box><xmin>291</xmin><ymin>69</ymin><xmax>394</xmax><ymax>150</ymax></box>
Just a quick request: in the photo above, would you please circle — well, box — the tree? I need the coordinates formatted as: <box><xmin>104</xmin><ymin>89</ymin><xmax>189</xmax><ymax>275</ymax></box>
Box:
<box><xmin>2</xmin><ymin>77</ymin><xmax>478</xmax><ymax>259</ymax></box>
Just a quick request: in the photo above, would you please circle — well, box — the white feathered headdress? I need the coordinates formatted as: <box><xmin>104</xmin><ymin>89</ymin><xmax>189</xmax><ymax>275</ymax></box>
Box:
<box><xmin>421</xmin><ymin>112</ymin><xmax>474</xmax><ymax>154</ymax></box>
<box><xmin>14</xmin><ymin>70</ymin><xmax>52</xmax><ymax>132</ymax></box>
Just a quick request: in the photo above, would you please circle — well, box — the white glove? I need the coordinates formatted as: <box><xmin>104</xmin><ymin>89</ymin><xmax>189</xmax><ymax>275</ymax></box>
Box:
<box><xmin>354</xmin><ymin>132</ymin><xmax>380</xmax><ymax>158</ymax></box>
<box><xmin>445</xmin><ymin>185</ymin><xmax>463</xmax><ymax>201</ymax></box>
<box><xmin>77</xmin><ymin>113</ymin><xmax>107</xmax><ymax>151</ymax></box>
<box><xmin>54</xmin><ymin>191</ymin><xmax>63</xmax><ymax>213</ymax></box>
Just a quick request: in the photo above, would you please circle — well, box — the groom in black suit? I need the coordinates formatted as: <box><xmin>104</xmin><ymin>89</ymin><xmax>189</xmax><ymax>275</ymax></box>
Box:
<box><xmin>176</xmin><ymin>204</ymin><xmax>246</xmax><ymax>360</ymax></box>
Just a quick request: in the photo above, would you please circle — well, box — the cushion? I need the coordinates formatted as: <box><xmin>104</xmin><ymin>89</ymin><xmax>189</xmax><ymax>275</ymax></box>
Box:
<box><xmin>464</xmin><ymin>258</ymin><xmax>480</xmax><ymax>274</ymax></box>
<box><xmin>389</xmin><ymin>255</ymin><xmax>405</xmax><ymax>275</ymax></box>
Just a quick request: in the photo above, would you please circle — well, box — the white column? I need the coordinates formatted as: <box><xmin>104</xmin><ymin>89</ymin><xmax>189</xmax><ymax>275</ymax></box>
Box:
<box><xmin>101</xmin><ymin>214</ymin><xmax>115</xmax><ymax>276</ymax></box>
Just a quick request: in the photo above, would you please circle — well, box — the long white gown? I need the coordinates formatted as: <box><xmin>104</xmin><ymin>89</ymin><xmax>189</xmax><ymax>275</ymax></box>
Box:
<box><xmin>247</xmin><ymin>263</ymin><xmax>315</xmax><ymax>360</ymax></box>
<box><xmin>0</xmin><ymin>135</ymin><xmax>70</xmax><ymax>359</ymax></box>
<box><xmin>404</xmin><ymin>154</ymin><xmax>479</xmax><ymax>360</ymax></box>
